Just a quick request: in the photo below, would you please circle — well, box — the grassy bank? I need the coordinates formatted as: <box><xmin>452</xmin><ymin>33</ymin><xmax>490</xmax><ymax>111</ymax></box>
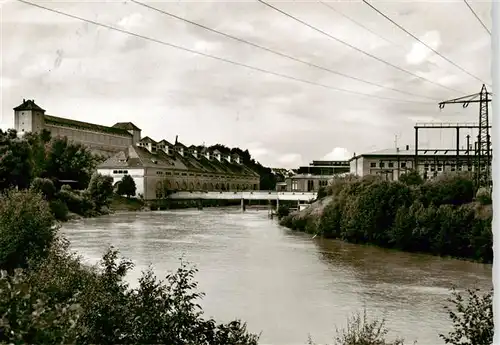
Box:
<box><xmin>279</xmin><ymin>172</ymin><xmax>492</xmax><ymax>264</ymax></box>
<box><xmin>109</xmin><ymin>195</ymin><xmax>145</xmax><ymax>212</ymax></box>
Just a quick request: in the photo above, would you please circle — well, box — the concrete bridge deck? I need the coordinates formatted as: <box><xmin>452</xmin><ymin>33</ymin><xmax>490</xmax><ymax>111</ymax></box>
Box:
<box><xmin>169</xmin><ymin>191</ymin><xmax>316</xmax><ymax>201</ymax></box>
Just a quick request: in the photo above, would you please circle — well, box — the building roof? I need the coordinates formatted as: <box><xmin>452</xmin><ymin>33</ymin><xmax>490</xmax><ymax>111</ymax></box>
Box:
<box><xmin>44</xmin><ymin>115</ymin><xmax>132</xmax><ymax>137</ymax></box>
<box><xmin>140</xmin><ymin>136</ymin><xmax>156</xmax><ymax>144</ymax></box>
<box><xmin>98</xmin><ymin>145</ymin><xmax>260</xmax><ymax>177</ymax></box>
<box><xmin>351</xmin><ymin>146</ymin><xmax>478</xmax><ymax>160</ymax></box>
<box><xmin>158</xmin><ymin>139</ymin><xmax>173</xmax><ymax>146</ymax></box>
<box><xmin>112</xmin><ymin>122</ymin><xmax>141</xmax><ymax>131</ymax></box>
<box><xmin>13</xmin><ymin>99</ymin><xmax>46</xmax><ymax>112</ymax></box>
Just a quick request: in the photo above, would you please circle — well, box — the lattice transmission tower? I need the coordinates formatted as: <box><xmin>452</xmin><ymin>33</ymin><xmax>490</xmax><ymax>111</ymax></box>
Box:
<box><xmin>438</xmin><ymin>84</ymin><xmax>492</xmax><ymax>185</ymax></box>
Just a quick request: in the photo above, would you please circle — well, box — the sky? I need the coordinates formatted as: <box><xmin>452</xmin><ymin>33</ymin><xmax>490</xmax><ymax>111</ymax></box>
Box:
<box><xmin>1</xmin><ymin>0</ymin><xmax>492</xmax><ymax>168</ymax></box>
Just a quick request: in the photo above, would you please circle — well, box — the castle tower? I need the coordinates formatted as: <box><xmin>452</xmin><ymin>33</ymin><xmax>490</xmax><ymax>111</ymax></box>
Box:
<box><xmin>13</xmin><ymin>99</ymin><xmax>46</xmax><ymax>134</ymax></box>
<box><xmin>112</xmin><ymin>122</ymin><xmax>142</xmax><ymax>145</ymax></box>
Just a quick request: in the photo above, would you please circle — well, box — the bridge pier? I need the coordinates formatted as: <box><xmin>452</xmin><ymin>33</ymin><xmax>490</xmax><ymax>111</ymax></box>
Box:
<box><xmin>241</xmin><ymin>198</ymin><xmax>246</xmax><ymax>212</ymax></box>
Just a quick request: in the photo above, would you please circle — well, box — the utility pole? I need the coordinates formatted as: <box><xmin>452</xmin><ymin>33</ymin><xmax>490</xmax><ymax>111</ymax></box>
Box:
<box><xmin>438</xmin><ymin>84</ymin><xmax>492</xmax><ymax>186</ymax></box>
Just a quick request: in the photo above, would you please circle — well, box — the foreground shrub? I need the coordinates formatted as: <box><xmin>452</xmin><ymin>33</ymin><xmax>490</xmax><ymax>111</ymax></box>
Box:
<box><xmin>30</xmin><ymin>177</ymin><xmax>56</xmax><ymax>200</ymax></box>
<box><xmin>0</xmin><ymin>190</ymin><xmax>56</xmax><ymax>272</ymax></box>
<box><xmin>307</xmin><ymin>309</ymin><xmax>408</xmax><ymax>345</ymax></box>
<box><xmin>0</xmin><ymin>245</ymin><xmax>260</xmax><ymax>345</ymax></box>
<box><xmin>439</xmin><ymin>288</ymin><xmax>493</xmax><ymax>345</ymax></box>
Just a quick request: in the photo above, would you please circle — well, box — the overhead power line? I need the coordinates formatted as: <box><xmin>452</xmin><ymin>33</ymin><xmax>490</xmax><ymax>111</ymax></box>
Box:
<box><xmin>131</xmin><ymin>0</ymin><xmax>437</xmax><ymax>101</ymax></box>
<box><xmin>361</xmin><ymin>0</ymin><xmax>491</xmax><ymax>87</ymax></box>
<box><xmin>318</xmin><ymin>0</ymin><xmax>442</xmax><ymax>71</ymax></box>
<box><xmin>256</xmin><ymin>0</ymin><xmax>464</xmax><ymax>94</ymax></box>
<box><xmin>463</xmin><ymin>0</ymin><xmax>491</xmax><ymax>36</ymax></box>
<box><xmin>17</xmin><ymin>0</ymin><xmax>433</xmax><ymax>105</ymax></box>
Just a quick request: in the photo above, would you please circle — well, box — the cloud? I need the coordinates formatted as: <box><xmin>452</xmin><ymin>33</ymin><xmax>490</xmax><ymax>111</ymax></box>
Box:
<box><xmin>277</xmin><ymin>153</ymin><xmax>303</xmax><ymax>167</ymax></box>
<box><xmin>406</xmin><ymin>30</ymin><xmax>441</xmax><ymax>65</ymax></box>
<box><xmin>2</xmin><ymin>1</ymin><xmax>492</xmax><ymax>167</ymax></box>
<box><xmin>322</xmin><ymin>147</ymin><xmax>352</xmax><ymax>161</ymax></box>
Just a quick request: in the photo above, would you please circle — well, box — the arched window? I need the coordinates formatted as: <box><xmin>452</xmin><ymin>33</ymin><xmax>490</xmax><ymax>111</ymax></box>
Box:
<box><xmin>175</xmin><ymin>181</ymin><xmax>180</xmax><ymax>190</ymax></box>
<box><xmin>189</xmin><ymin>182</ymin><xmax>194</xmax><ymax>190</ymax></box>
<box><xmin>182</xmin><ymin>181</ymin><xmax>188</xmax><ymax>190</ymax></box>
<box><xmin>215</xmin><ymin>183</ymin><xmax>220</xmax><ymax>190</ymax></box>
<box><xmin>209</xmin><ymin>183</ymin><xmax>214</xmax><ymax>191</ymax></box>
<box><xmin>196</xmin><ymin>182</ymin><xmax>201</xmax><ymax>190</ymax></box>
<box><xmin>202</xmin><ymin>183</ymin><xmax>207</xmax><ymax>190</ymax></box>
<box><xmin>221</xmin><ymin>184</ymin><xmax>226</xmax><ymax>191</ymax></box>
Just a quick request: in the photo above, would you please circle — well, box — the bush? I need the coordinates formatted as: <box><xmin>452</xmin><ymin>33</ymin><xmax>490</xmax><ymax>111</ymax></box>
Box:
<box><xmin>282</xmin><ymin>173</ymin><xmax>492</xmax><ymax>263</ymax></box>
<box><xmin>116</xmin><ymin>174</ymin><xmax>136</xmax><ymax>198</ymax></box>
<box><xmin>0</xmin><ymin>190</ymin><xmax>56</xmax><ymax>272</ymax></box>
<box><xmin>30</xmin><ymin>177</ymin><xmax>56</xmax><ymax>200</ymax></box>
<box><xmin>316</xmin><ymin>186</ymin><xmax>328</xmax><ymax>200</ymax></box>
<box><xmin>439</xmin><ymin>288</ymin><xmax>493</xmax><ymax>345</ymax></box>
<box><xmin>87</xmin><ymin>173</ymin><xmax>113</xmax><ymax>211</ymax></box>
<box><xmin>0</xmin><ymin>246</ymin><xmax>260</xmax><ymax>345</ymax></box>
<box><xmin>307</xmin><ymin>309</ymin><xmax>408</xmax><ymax>345</ymax></box>
<box><xmin>50</xmin><ymin>199</ymin><xmax>69</xmax><ymax>221</ymax></box>
<box><xmin>475</xmin><ymin>187</ymin><xmax>492</xmax><ymax>205</ymax></box>
<box><xmin>276</xmin><ymin>205</ymin><xmax>290</xmax><ymax>219</ymax></box>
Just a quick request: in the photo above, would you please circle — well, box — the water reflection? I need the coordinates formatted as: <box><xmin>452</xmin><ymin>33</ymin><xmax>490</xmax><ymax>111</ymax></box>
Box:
<box><xmin>62</xmin><ymin>209</ymin><xmax>492</xmax><ymax>345</ymax></box>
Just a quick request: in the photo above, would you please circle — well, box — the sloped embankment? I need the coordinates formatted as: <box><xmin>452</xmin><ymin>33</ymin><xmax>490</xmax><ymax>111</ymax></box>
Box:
<box><xmin>279</xmin><ymin>196</ymin><xmax>333</xmax><ymax>235</ymax></box>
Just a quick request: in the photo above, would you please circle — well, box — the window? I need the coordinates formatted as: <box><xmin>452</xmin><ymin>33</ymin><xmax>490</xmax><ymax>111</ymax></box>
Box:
<box><xmin>166</xmin><ymin>172</ymin><xmax>172</xmax><ymax>175</ymax></box>
<box><xmin>379</xmin><ymin>162</ymin><xmax>385</xmax><ymax>168</ymax></box>
<box><xmin>437</xmin><ymin>165</ymin><xmax>442</xmax><ymax>171</ymax></box>
<box><xmin>370</xmin><ymin>162</ymin><xmax>376</xmax><ymax>167</ymax></box>
<box><xmin>388</xmin><ymin>162</ymin><xmax>394</xmax><ymax>168</ymax></box>
<box><xmin>401</xmin><ymin>162</ymin><xmax>406</xmax><ymax>168</ymax></box>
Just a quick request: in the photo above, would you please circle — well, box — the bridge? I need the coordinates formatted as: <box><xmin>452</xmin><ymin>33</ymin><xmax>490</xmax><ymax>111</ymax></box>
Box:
<box><xmin>169</xmin><ymin>191</ymin><xmax>316</xmax><ymax>202</ymax></box>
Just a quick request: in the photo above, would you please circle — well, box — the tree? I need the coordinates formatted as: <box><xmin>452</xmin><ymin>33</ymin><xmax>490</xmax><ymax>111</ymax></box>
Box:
<box><xmin>399</xmin><ymin>170</ymin><xmax>423</xmax><ymax>186</ymax></box>
<box><xmin>0</xmin><ymin>134</ymin><xmax>34</xmax><ymax>190</ymax></box>
<box><xmin>116</xmin><ymin>174</ymin><xmax>136</xmax><ymax>198</ymax></box>
<box><xmin>87</xmin><ymin>173</ymin><xmax>114</xmax><ymax>210</ymax></box>
<box><xmin>0</xmin><ymin>190</ymin><xmax>56</xmax><ymax>272</ymax></box>
<box><xmin>43</xmin><ymin>137</ymin><xmax>97</xmax><ymax>190</ymax></box>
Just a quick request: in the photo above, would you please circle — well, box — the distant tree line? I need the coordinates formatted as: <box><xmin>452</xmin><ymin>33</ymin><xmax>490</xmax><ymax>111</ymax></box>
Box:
<box><xmin>280</xmin><ymin>171</ymin><xmax>493</xmax><ymax>263</ymax></box>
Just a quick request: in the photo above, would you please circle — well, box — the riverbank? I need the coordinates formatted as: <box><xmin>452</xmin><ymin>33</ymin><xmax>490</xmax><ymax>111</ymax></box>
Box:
<box><xmin>279</xmin><ymin>173</ymin><xmax>493</xmax><ymax>264</ymax></box>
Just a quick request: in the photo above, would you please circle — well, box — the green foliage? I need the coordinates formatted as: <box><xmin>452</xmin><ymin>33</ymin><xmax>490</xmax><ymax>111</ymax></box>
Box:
<box><xmin>281</xmin><ymin>173</ymin><xmax>492</xmax><ymax>263</ymax></box>
<box><xmin>87</xmin><ymin>173</ymin><xmax>114</xmax><ymax>211</ymax></box>
<box><xmin>0</xmin><ymin>246</ymin><xmax>260</xmax><ymax>345</ymax></box>
<box><xmin>43</xmin><ymin>137</ymin><xmax>97</xmax><ymax>190</ymax></box>
<box><xmin>0</xmin><ymin>190</ymin><xmax>56</xmax><ymax>272</ymax></box>
<box><xmin>50</xmin><ymin>199</ymin><xmax>70</xmax><ymax>221</ymax></box>
<box><xmin>475</xmin><ymin>187</ymin><xmax>492</xmax><ymax>205</ymax></box>
<box><xmin>307</xmin><ymin>309</ymin><xmax>409</xmax><ymax>345</ymax></box>
<box><xmin>440</xmin><ymin>288</ymin><xmax>493</xmax><ymax>345</ymax></box>
<box><xmin>316</xmin><ymin>186</ymin><xmax>328</xmax><ymax>200</ymax></box>
<box><xmin>30</xmin><ymin>177</ymin><xmax>56</xmax><ymax>200</ymax></box>
<box><xmin>116</xmin><ymin>174</ymin><xmax>136</xmax><ymax>198</ymax></box>
<box><xmin>276</xmin><ymin>205</ymin><xmax>290</xmax><ymax>219</ymax></box>
<box><xmin>0</xmin><ymin>131</ymin><xmax>34</xmax><ymax>190</ymax></box>
<box><xmin>399</xmin><ymin>170</ymin><xmax>423</xmax><ymax>186</ymax></box>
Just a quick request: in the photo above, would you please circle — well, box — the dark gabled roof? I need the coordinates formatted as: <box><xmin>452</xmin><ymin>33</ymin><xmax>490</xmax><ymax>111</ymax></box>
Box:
<box><xmin>140</xmin><ymin>136</ymin><xmax>157</xmax><ymax>144</ymax></box>
<box><xmin>158</xmin><ymin>139</ymin><xmax>173</xmax><ymax>146</ymax></box>
<box><xmin>112</xmin><ymin>122</ymin><xmax>141</xmax><ymax>131</ymax></box>
<box><xmin>13</xmin><ymin>99</ymin><xmax>45</xmax><ymax>112</ymax></box>
<box><xmin>98</xmin><ymin>145</ymin><xmax>188</xmax><ymax>170</ymax></box>
<box><xmin>174</xmin><ymin>142</ymin><xmax>188</xmax><ymax>149</ymax></box>
<box><xmin>44</xmin><ymin>115</ymin><xmax>132</xmax><ymax>136</ymax></box>
<box><xmin>98</xmin><ymin>145</ymin><xmax>260</xmax><ymax>177</ymax></box>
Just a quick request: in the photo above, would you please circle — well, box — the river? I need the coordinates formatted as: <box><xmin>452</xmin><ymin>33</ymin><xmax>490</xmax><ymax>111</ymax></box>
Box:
<box><xmin>61</xmin><ymin>208</ymin><xmax>492</xmax><ymax>345</ymax></box>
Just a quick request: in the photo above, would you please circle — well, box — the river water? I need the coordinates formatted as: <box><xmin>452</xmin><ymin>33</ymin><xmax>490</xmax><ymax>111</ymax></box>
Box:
<box><xmin>61</xmin><ymin>208</ymin><xmax>492</xmax><ymax>345</ymax></box>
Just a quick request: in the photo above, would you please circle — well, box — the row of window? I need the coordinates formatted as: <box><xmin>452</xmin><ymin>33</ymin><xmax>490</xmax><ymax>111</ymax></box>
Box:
<box><xmin>113</xmin><ymin>170</ymin><xmax>128</xmax><ymax>174</ymax></box>
<box><xmin>155</xmin><ymin>182</ymin><xmax>259</xmax><ymax>198</ymax></box>
<box><xmin>155</xmin><ymin>170</ymin><xmax>253</xmax><ymax>180</ymax></box>
<box><xmin>370</xmin><ymin>162</ymin><xmax>408</xmax><ymax>168</ymax></box>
